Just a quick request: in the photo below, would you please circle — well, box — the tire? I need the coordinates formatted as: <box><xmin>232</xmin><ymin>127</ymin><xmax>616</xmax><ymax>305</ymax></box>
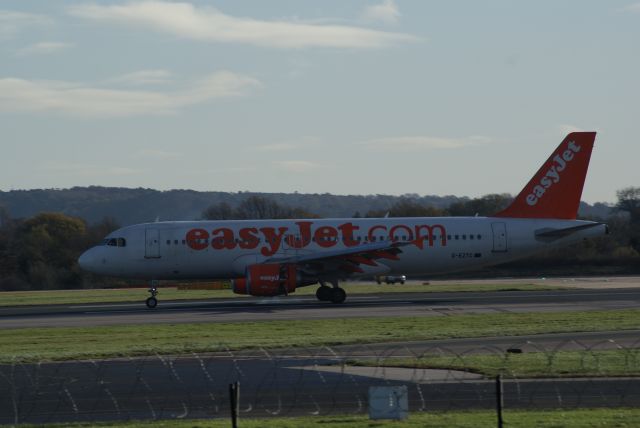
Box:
<box><xmin>316</xmin><ymin>286</ymin><xmax>331</xmax><ymax>301</ymax></box>
<box><xmin>145</xmin><ymin>297</ymin><xmax>158</xmax><ymax>309</ymax></box>
<box><xmin>330</xmin><ymin>287</ymin><xmax>346</xmax><ymax>304</ymax></box>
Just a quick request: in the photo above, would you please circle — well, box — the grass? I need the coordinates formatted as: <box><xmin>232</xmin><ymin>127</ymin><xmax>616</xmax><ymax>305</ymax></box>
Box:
<box><xmin>0</xmin><ymin>282</ymin><xmax>566</xmax><ymax>307</ymax></box>
<box><xmin>1</xmin><ymin>309</ymin><xmax>639</xmax><ymax>363</ymax></box>
<box><xmin>348</xmin><ymin>348</ymin><xmax>640</xmax><ymax>378</ymax></box>
<box><xmin>24</xmin><ymin>408</ymin><xmax>640</xmax><ymax>428</ymax></box>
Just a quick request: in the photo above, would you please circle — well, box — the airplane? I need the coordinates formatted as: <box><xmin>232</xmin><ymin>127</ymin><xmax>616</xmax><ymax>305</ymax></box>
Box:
<box><xmin>78</xmin><ymin>132</ymin><xmax>607</xmax><ymax>308</ymax></box>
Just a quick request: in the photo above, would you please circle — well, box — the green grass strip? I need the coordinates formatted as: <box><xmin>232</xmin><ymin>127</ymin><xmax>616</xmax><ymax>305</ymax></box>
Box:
<box><xmin>349</xmin><ymin>348</ymin><xmax>640</xmax><ymax>378</ymax></box>
<box><xmin>1</xmin><ymin>309</ymin><xmax>638</xmax><ymax>363</ymax></box>
<box><xmin>0</xmin><ymin>282</ymin><xmax>564</xmax><ymax>307</ymax></box>
<box><xmin>22</xmin><ymin>408</ymin><xmax>640</xmax><ymax>428</ymax></box>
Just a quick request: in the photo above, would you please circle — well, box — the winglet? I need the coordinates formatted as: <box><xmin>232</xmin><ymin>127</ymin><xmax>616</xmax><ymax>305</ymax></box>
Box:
<box><xmin>494</xmin><ymin>132</ymin><xmax>596</xmax><ymax>219</ymax></box>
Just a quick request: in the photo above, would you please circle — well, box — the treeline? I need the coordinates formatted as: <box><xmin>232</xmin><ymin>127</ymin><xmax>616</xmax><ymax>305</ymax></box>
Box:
<box><xmin>200</xmin><ymin>194</ymin><xmax>513</xmax><ymax>220</ymax></box>
<box><xmin>0</xmin><ymin>186</ymin><xmax>613</xmax><ymax>226</ymax></box>
<box><xmin>0</xmin><ymin>189</ymin><xmax>638</xmax><ymax>291</ymax></box>
<box><xmin>0</xmin><ymin>212</ymin><xmax>120</xmax><ymax>290</ymax></box>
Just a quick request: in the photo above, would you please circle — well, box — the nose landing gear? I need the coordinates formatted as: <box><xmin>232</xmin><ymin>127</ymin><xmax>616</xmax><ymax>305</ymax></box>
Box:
<box><xmin>146</xmin><ymin>282</ymin><xmax>158</xmax><ymax>308</ymax></box>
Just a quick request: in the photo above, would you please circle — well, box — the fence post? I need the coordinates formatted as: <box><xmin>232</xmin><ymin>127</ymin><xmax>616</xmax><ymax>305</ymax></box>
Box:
<box><xmin>496</xmin><ymin>374</ymin><xmax>503</xmax><ymax>428</ymax></box>
<box><xmin>229</xmin><ymin>381</ymin><xmax>240</xmax><ymax>428</ymax></box>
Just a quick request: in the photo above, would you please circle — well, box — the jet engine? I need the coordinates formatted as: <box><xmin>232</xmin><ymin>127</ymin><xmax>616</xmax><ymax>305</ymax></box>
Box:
<box><xmin>232</xmin><ymin>263</ymin><xmax>298</xmax><ymax>296</ymax></box>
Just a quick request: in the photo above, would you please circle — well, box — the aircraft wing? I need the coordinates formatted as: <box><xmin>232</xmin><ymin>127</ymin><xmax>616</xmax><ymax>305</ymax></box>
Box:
<box><xmin>265</xmin><ymin>241</ymin><xmax>410</xmax><ymax>276</ymax></box>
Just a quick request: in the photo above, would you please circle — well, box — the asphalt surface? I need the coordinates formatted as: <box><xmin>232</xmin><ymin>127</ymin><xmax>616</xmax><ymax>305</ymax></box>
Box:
<box><xmin>1</xmin><ymin>288</ymin><xmax>640</xmax><ymax>329</ymax></box>
<box><xmin>2</xmin><ymin>288</ymin><xmax>639</xmax><ymax>424</ymax></box>
<box><xmin>3</xmin><ymin>342</ymin><xmax>640</xmax><ymax>424</ymax></box>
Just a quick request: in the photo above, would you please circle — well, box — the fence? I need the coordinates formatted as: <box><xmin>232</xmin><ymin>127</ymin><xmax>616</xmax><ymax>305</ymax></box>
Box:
<box><xmin>1</xmin><ymin>338</ymin><xmax>639</xmax><ymax>425</ymax></box>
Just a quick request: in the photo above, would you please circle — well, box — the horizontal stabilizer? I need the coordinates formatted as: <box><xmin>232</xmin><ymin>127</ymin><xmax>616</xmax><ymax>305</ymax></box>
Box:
<box><xmin>535</xmin><ymin>223</ymin><xmax>604</xmax><ymax>241</ymax></box>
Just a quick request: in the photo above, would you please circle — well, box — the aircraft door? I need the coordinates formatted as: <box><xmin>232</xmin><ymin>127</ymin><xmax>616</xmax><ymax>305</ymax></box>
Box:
<box><xmin>491</xmin><ymin>222</ymin><xmax>508</xmax><ymax>252</ymax></box>
<box><xmin>145</xmin><ymin>228</ymin><xmax>161</xmax><ymax>258</ymax></box>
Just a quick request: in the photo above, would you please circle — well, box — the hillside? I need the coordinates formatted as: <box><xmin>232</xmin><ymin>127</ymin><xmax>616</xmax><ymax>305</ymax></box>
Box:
<box><xmin>0</xmin><ymin>187</ymin><xmax>613</xmax><ymax>226</ymax></box>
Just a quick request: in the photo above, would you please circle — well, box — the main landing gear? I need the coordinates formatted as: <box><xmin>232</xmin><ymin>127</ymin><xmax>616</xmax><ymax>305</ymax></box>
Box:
<box><xmin>146</xmin><ymin>281</ymin><xmax>158</xmax><ymax>309</ymax></box>
<box><xmin>316</xmin><ymin>280</ymin><xmax>347</xmax><ymax>304</ymax></box>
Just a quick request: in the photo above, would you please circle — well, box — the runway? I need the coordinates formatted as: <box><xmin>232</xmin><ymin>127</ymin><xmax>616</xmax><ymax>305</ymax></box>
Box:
<box><xmin>1</xmin><ymin>287</ymin><xmax>639</xmax><ymax>329</ymax></box>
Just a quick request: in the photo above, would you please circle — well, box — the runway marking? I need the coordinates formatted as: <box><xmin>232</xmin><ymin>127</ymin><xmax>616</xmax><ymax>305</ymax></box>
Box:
<box><xmin>74</xmin><ymin>295</ymin><xmax>383</xmax><ymax>310</ymax></box>
<box><xmin>420</xmin><ymin>291</ymin><xmax>640</xmax><ymax>301</ymax></box>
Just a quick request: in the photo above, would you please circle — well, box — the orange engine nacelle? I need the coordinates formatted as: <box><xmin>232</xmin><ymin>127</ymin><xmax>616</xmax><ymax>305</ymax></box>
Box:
<box><xmin>231</xmin><ymin>264</ymin><xmax>297</xmax><ymax>296</ymax></box>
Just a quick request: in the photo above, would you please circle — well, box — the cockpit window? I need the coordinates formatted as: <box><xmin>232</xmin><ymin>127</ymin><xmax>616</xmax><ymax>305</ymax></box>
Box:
<box><xmin>104</xmin><ymin>237</ymin><xmax>126</xmax><ymax>247</ymax></box>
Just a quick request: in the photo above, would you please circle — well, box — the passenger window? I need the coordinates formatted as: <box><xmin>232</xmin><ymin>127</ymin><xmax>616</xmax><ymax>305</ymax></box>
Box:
<box><xmin>166</xmin><ymin>240</ymin><xmax>171</xmax><ymax>245</ymax></box>
<box><xmin>447</xmin><ymin>235</ymin><xmax>451</xmax><ymax>240</ymax></box>
<box><xmin>182</xmin><ymin>240</ymin><xmax>186</xmax><ymax>245</ymax></box>
<box><xmin>470</xmin><ymin>235</ymin><xmax>474</xmax><ymax>240</ymax></box>
<box><xmin>455</xmin><ymin>235</ymin><xmax>459</xmax><ymax>240</ymax></box>
<box><xmin>462</xmin><ymin>235</ymin><xmax>466</xmax><ymax>240</ymax></box>
<box><xmin>477</xmin><ymin>234</ymin><xmax>482</xmax><ymax>240</ymax></box>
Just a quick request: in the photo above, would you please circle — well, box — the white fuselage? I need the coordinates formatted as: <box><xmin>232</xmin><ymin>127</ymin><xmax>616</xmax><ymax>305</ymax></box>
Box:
<box><xmin>78</xmin><ymin>217</ymin><xmax>606</xmax><ymax>282</ymax></box>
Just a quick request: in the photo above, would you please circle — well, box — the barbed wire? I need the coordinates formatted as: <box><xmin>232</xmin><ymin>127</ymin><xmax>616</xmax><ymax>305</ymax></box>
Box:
<box><xmin>1</xmin><ymin>338</ymin><xmax>639</xmax><ymax>425</ymax></box>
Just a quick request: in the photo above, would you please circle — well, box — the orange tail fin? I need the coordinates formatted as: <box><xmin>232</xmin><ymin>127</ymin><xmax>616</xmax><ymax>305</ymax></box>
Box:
<box><xmin>494</xmin><ymin>132</ymin><xmax>596</xmax><ymax>220</ymax></box>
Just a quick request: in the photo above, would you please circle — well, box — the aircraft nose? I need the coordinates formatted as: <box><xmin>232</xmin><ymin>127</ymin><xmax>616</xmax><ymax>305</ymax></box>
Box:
<box><xmin>78</xmin><ymin>248</ymin><xmax>99</xmax><ymax>272</ymax></box>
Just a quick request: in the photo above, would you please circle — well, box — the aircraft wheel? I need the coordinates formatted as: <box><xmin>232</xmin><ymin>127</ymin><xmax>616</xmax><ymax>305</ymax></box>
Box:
<box><xmin>316</xmin><ymin>286</ymin><xmax>332</xmax><ymax>301</ymax></box>
<box><xmin>145</xmin><ymin>297</ymin><xmax>158</xmax><ymax>309</ymax></box>
<box><xmin>330</xmin><ymin>287</ymin><xmax>346</xmax><ymax>304</ymax></box>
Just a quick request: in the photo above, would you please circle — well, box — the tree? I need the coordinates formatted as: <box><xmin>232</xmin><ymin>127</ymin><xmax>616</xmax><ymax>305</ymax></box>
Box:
<box><xmin>615</xmin><ymin>187</ymin><xmax>640</xmax><ymax>223</ymax></box>
<box><xmin>365</xmin><ymin>198</ymin><xmax>445</xmax><ymax>218</ymax></box>
<box><xmin>236</xmin><ymin>196</ymin><xmax>292</xmax><ymax>219</ymax></box>
<box><xmin>0</xmin><ymin>205</ymin><xmax>9</xmax><ymax>228</ymax></box>
<box><xmin>447</xmin><ymin>194</ymin><xmax>512</xmax><ymax>216</ymax></box>
<box><xmin>201</xmin><ymin>196</ymin><xmax>318</xmax><ymax>220</ymax></box>
<box><xmin>15</xmin><ymin>213</ymin><xmax>87</xmax><ymax>289</ymax></box>
<box><xmin>202</xmin><ymin>202</ymin><xmax>234</xmax><ymax>220</ymax></box>
<box><xmin>615</xmin><ymin>187</ymin><xmax>640</xmax><ymax>253</ymax></box>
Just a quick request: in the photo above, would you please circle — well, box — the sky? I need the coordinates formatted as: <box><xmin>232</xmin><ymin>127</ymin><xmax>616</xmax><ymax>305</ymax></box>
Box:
<box><xmin>1</xmin><ymin>1</ymin><xmax>639</xmax><ymax>204</ymax></box>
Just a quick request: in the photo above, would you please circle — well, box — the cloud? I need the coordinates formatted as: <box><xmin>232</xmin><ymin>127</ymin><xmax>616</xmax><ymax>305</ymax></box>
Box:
<box><xmin>624</xmin><ymin>3</ymin><xmax>640</xmax><ymax>12</ymax></box>
<box><xmin>258</xmin><ymin>143</ymin><xmax>299</xmax><ymax>152</ymax></box>
<box><xmin>109</xmin><ymin>69</ymin><xmax>173</xmax><ymax>85</ymax></box>
<box><xmin>0</xmin><ymin>10</ymin><xmax>50</xmax><ymax>39</ymax></box>
<box><xmin>256</xmin><ymin>136</ymin><xmax>321</xmax><ymax>152</ymax></box>
<box><xmin>360</xmin><ymin>0</ymin><xmax>401</xmax><ymax>25</ymax></box>
<box><xmin>360</xmin><ymin>136</ymin><xmax>493</xmax><ymax>151</ymax></box>
<box><xmin>68</xmin><ymin>1</ymin><xmax>417</xmax><ymax>49</ymax></box>
<box><xmin>136</xmin><ymin>149</ymin><xmax>181</xmax><ymax>159</ymax></box>
<box><xmin>18</xmin><ymin>41</ymin><xmax>73</xmax><ymax>56</ymax></box>
<box><xmin>274</xmin><ymin>160</ymin><xmax>320</xmax><ymax>173</ymax></box>
<box><xmin>0</xmin><ymin>71</ymin><xmax>260</xmax><ymax>117</ymax></box>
